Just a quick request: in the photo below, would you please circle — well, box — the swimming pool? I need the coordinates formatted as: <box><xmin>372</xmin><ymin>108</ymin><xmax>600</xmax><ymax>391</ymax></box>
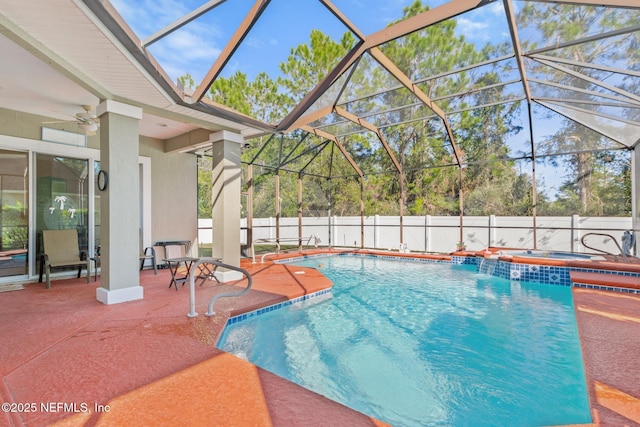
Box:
<box><xmin>218</xmin><ymin>255</ymin><xmax>591</xmax><ymax>426</ymax></box>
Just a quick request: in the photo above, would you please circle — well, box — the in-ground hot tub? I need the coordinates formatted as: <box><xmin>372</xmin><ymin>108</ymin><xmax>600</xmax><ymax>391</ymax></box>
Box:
<box><xmin>498</xmin><ymin>249</ymin><xmax>606</xmax><ymax>261</ymax></box>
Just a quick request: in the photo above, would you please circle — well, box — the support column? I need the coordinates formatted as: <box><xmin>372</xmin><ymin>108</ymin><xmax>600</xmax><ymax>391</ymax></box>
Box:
<box><xmin>275</xmin><ymin>173</ymin><xmax>280</xmax><ymax>244</ymax></box>
<box><xmin>531</xmin><ymin>157</ymin><xmax>538</xmax><ymax>250</ymax></box>
<box><xmin>327</xmin><ymin>178</ymin><xmax>332</xmax><ymax>248</ymax></box>
<box><xmin>95</xmin><ymin>100</ymin><xmax>143</xmax><ymax>304</ymax></box>
<box><xmin>298</xmin><ymin>174</ymin><xmax>303</xmax><ymax>252</ymax></box>
<box><xmin>210</xmin><ymin>130</ymin><xmax>243</xmax><ymax>281</ymax></box>
<box><xmin>633</xmin><ymin>147</ymin><xmax>640</xmax><ymax>235</ymax></box>
<box><xmin>247</xmin><ymin>164</ymin><xmax>253</xmax><ymax>259</ymax></box>
<box><xmin>399</xmin><ymin>171</ymin><xmax>404</xmax><ymax>244</ymax></box>
<box><xmin>459</xmin><ymin>166</ymin><xmax>464</xmax><ymax>247</ymax></box>
<box><xmin>360</xmin><ymin>176</ymin><xmax>364</xmax><ymax>249</ymax></box>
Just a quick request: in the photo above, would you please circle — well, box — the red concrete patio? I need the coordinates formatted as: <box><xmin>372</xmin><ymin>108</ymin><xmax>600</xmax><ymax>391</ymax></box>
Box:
<box><xmin>1</xmin><ymin>255</ymin><xmax>388</xmax><ymax>427</ymax></box>
<box><xmin>1</xmin><ymin>251</ymin><xmax>639</xmax><ymax>426</ymax></box>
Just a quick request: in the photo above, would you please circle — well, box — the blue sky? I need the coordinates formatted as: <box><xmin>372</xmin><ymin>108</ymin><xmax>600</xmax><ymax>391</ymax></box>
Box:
<box><xmin>111</xmin><ymin>0</ymin><xmax>510</xmax><ymax>84</ymax></box>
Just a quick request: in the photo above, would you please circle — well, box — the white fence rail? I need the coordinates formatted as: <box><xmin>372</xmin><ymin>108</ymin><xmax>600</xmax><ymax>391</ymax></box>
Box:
<box><xmin>198</xmin><ymin>215</ymin><xmax>634</xmax><ymax>255</ymax></box>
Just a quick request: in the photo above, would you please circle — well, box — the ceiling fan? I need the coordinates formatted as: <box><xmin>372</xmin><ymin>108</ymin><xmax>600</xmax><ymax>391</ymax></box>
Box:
<box><xmin>43</xmin><ymin>105</ymin><xmax>100</xmax><ymax>135</ymax></box>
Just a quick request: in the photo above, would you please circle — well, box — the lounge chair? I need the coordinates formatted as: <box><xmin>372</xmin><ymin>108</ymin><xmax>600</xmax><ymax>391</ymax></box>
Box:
<box><xmin>39</xmin><ymin>229</ymin><xmax>89</xmax><ymax>289</ymax></box>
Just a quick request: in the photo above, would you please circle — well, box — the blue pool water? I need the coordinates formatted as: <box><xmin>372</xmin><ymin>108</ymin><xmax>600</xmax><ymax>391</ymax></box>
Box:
<box><xmin>218</xmin><ymin>255</ymin><xmax>591</xmax><ymax>427</ymax></box>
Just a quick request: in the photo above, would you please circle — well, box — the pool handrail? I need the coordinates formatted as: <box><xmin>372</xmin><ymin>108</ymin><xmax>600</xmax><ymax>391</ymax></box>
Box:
<box><xmin>581</xmin><ymin>232</ymin><xmax>628</xmax><ymax>261</ymax></box>
<box><xmin>187</xmin><ymin>257</ymin><xmax>252</xmax><ymax>318</ymax></box>
<box><xmin>251</xmin><ymin>234</ymin><xmax>321</xmax><ymax>263</ymax></box>
<box><xmin>252</xmin><ymin>239</ymin><xmax>280</xmax><ymax>263</ymax></box>
<box><xmin>260</xmin><ymin>252</ymin><xmax>278</xmax><ymax>263</ymax></box>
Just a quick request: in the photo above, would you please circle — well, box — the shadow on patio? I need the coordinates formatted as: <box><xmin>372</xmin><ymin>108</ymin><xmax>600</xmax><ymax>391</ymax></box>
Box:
<box><xmin>0</xmin><ymin>259</ymin><xmax>388</xmax><ymax>427</ymax></box>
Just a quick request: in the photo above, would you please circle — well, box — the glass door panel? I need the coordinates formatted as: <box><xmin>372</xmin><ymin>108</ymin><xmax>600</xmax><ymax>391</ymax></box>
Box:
<box><xmin>0</xmin><ymin>150</ymin><xmax>29</xmax><ymax>278</ymax></box>
<box><xmin>35</xmin><ymin>154</ymin><xmax>89</xmax><ymax>275</ymax></box>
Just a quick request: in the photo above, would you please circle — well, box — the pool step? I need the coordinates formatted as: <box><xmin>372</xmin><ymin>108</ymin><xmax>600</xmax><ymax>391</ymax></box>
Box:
<box><xmin>570</xmin><ymin>271</ymin><xmax>640</xmax><ymax>291</ymax></box>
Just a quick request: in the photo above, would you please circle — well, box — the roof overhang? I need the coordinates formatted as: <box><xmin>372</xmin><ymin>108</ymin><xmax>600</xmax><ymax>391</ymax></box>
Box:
<box><xmin>0</xmin><ymin>0</ymin><xmax>271</xmax><ymax>147</ymax></box>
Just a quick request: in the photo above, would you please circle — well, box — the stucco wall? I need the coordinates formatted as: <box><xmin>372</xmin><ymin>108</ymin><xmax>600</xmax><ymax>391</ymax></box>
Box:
<box><xmin>140</xmin><ymin>136</ymin><xmax>197</xmax><ymax>256</ymax></box>
<box><xmin>0</xmin><ymin>107</ymin><xmax>198</xmax><ymax>261</ymax></box>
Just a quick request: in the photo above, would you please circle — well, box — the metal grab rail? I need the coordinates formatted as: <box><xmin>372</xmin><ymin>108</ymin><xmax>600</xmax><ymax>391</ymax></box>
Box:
<box><xmin>252</xmin><ymin>240</ymin><xmax>280</xmax><ymax>263</ymax></box>
<box><xmin>580</xmin><ymin>232</ymin><xmax>627</xmax><ymax>261</ymax></box>
<box><xmin>251</xmin><ymin>234</ymin><xmax>321</xmax><ymax>263</ymax></box>
<box><xmin>260</xmin><ymin>252</ymin><xmax>278</xmax><ymax>263</ymax></box>
<box><xmin>187</xmin><ymin>257</ymin><xmax>252</xmax><ymax>318</ymax></box>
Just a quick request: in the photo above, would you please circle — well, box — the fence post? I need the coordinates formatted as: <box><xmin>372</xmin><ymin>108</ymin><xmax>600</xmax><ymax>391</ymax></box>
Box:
<box><xmin>268</xmin><ymin>217</ymin><xmax>274</xmax><ymax>240</ymax></box>
<box><xmin>425</xmin><ymin>215</ymin><xmax>431</xmax><ymax>252</ymax></box>
<box><xmin>489</xmin><ymin>215</ymin><xmax>496</xmax><ymax>248</ymax></box>
<box><xmin>374</xmin><ymin>214</ymin><xmax>380</xmax><ymax>249</ymax></box>
<box><xmin>571</xmin><ymin>214</ymin><xmax>580</xmax><ymax>252</ymax></box>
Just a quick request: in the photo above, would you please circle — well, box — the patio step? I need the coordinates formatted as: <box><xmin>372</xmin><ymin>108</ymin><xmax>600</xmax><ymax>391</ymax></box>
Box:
<box><xmin>570</xmin><ymin>271</ymin><xmax>640</xmax><ymax>291</ymax></box>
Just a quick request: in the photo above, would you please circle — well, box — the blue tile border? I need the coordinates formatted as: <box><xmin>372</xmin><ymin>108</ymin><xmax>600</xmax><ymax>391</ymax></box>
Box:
<box><xmin>226</xmin><ymin>288</ymin><xmax>333</xmax><ymax>326</ymax></box>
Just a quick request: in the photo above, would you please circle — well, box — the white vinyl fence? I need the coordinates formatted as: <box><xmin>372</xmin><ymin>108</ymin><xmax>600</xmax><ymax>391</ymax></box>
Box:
<box><xmin>198</xmin><ymin>215</ymin><xmax>634</xmax><ymax>255</ymax></box>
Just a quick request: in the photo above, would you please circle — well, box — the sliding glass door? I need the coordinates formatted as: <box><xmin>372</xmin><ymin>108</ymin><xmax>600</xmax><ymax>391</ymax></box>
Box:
<box><xmin>0</xmin><ymin>150</ymin><xmax>29</xmax><ymax>278</ymax></box>
<box><xmin>0</xmin><ymin>147</ymin><xmax>142</xmax><ymax>280</ymax></box>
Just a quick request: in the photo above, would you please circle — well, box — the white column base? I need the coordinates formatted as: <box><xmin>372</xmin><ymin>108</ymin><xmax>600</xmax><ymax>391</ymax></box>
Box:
<box><xmin>96</xmin><ymin>286</ymin><xmax>144</xmax><ymax>305</ymax></box>
<box><xmin>214</xmin><ymin>269</ymin><xmax>243</xmax><ymax>283</ymax></box>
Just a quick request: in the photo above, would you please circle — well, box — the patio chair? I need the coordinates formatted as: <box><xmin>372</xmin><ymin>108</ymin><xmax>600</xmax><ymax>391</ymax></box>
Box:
<box><xmin>140</xmin><ymin>231</ymin><xmax>158</xmax><ymax>274</ymax></box>
<box><xmin>39</xmin><ymin>229</ymin><xmax>89</xmax><ymax>289</ymax></box>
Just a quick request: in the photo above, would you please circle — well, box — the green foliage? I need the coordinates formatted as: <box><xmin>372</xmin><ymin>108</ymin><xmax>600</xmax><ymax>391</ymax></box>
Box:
<box><xmin>519</xmin><ymin>3</ymin><xmax>636</xmax><ymax>216</ymax></box>
<box><xmin>2</xmin><ymin>203</ymin><xmax>28</xmax><ymax>249</ymax></box>
<box><xmin>279</xmin><ymin>30</ymin><xmax>357</xmax><ymax>104</ymax></box>
<box><xmin>197</xmin><ymin>156</ymin><xmax>213</xmax><ymax>219</ymax></box>
<box><xmin>537</xmin><ymin>151</ymin><xmax>631</xmax><ymax>216</ymax></box>
<box><xmin>209</xmin><ymin>72</ymin><xmax>292</xmax><ymax>124</ymax></box>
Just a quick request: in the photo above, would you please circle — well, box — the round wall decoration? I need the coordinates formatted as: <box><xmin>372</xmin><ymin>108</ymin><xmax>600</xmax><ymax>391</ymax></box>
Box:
<box><xmin>97</xmin><ymin>169</ymin><xmax>108</xmax><ymax>191</ymax></box>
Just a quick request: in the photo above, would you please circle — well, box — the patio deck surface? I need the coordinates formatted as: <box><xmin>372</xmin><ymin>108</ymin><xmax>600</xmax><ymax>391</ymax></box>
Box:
<box><xmin>0</xmin><ymin>250</ymin><xmax>639</xmax><ymax>426</ymax></box>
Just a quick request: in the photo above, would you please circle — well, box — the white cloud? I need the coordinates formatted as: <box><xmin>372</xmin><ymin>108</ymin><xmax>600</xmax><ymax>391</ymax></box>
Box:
<box><xmin>244</xmin><ymin>36</ymin><xmax>265</xmax><ymax>50</ymax></box>
<box><xmin>456</xmin><ymin>17</ymin><xmax>490</xmax><ymax>41</ymax></box>
<box><xmin>165</xmin><ymin>31</ymin><xmax>220</xmax><ymax>60</ymax></box>
<box><xmin>112</xmin><ymin>0</ymin><xmax>223</xmax><ymax>41</ymax></box>
<box><xmin>112</xmin><ymin>0</ymin><xmax>227</xmax><ymax>82</ymax></box>
<box><xmin>487</xmin><ymin>2</ymin><xmax>505</xmax><ymax>16</ymax></box>
<box><xmin>146</xmin><ymin>28</ymin><xmax>221</xmax><ymax>82</ymax></box>
<box><xmin>111</xmin><ymin>0</ymin><xmax>190</xmax><ymax>38</ymax></box>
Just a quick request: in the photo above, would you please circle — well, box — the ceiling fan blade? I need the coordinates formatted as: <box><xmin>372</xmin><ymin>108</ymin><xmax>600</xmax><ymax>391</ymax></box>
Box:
<box><xmin>43</xmin><ymin>106</ymin><xmax>99</xmax><ymax>131</ymax></box>
<box><xmin>42</xmin><ymin>120</ymin><xmax>74</xmax><ymax>124</ymax></box>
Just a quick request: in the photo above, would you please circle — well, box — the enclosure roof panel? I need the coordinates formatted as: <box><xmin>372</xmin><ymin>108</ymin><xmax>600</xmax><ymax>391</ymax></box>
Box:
<box><xmin>48</xmin><ymin>0</ymin><xmax>640</xmax><ymax>173</ymax></box>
